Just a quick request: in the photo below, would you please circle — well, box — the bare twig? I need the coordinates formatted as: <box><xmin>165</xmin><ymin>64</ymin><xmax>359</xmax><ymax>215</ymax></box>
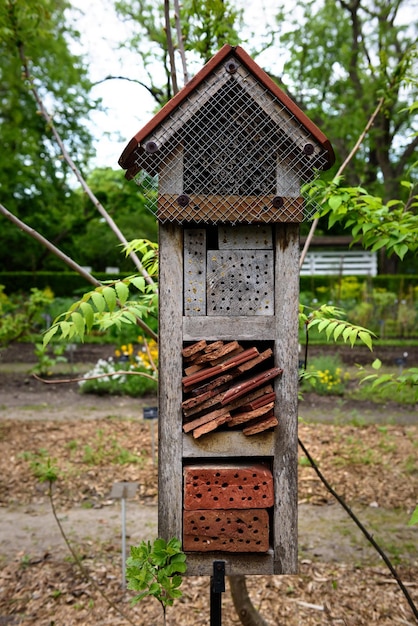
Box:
<box><xmin>298</xmin><ymin>437</ymin><xmax>418</xmax><ymax>621</ymax></box>
<box><xmin>0</xmin><ymin>203</ymin><xmax>99</xmax><ymax>288</ymax></box>
<box><xmin>32</xmin><ymin>370</ymin><xmax>157</xmax><ymax>384</ymax></box>
<box><xmin>300</xmin><ymin>97</ymin><xmax>385</xmax><ymax>267</ymax></box>
<box><xmin>164</xmin><ymin>0</ymin><xmax>179</xmax><ymax>94</ymax></box>
<box><xmin>0</xmin><ymin>202</ymin><xmax>157</xmax><ymax>341</ymax></box>
<box><xmin>173</xmin><ymin>0</ymin><xmax>189</xmax><ymax>85</ymax></box>
<box><xmin>17</xmin><ymin>43</ymin><xmax>155</xmax><ymax>288</ymax></box>
<box><xmin>47</xmin><ymin>480</ymin><xmax>138</xmax><ymax>626</ymax></box>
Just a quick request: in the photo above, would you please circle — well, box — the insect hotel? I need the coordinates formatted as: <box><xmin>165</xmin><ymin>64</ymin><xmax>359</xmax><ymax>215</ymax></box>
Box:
<box><xmin>119</xmin><ymin>45</ymin><xmax>334</xmax><ymax>576</ymax></box>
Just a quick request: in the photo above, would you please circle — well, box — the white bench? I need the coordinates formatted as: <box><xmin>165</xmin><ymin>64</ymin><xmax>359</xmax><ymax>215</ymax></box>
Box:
<box><xmin>300</xmin><ymin>250</ymin><xmax>377</xmax><ymax>276</ymax></box>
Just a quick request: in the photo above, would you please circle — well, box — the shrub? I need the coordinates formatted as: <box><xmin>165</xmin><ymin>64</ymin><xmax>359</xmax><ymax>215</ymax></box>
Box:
<box><xmin>79</xmin><ymin>338</ymin><xmax>158</xmax><ymax>397</ymax></box>
<box><xmin>301</xmin><ymin>354</ymin><xmax>350</xmax><ymax>396</ymax></box>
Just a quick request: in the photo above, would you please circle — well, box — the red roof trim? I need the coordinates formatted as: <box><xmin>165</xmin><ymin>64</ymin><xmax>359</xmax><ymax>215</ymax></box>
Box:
<box><xmin>119</xmin><ymin>44</ymin><xmax>335</xmax><ymax>170</ymax></box>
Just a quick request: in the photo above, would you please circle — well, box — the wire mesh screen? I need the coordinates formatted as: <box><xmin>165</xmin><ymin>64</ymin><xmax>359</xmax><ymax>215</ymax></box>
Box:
<box><xmin>133</xmin><ymin>56</ymin><xmax>328</xmax><ymax>224</ymax></box>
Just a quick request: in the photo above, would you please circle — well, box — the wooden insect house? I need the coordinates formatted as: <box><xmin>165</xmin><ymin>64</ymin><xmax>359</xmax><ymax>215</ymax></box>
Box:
<box><xmin>119</xmin><ymin>45</ymin><xmax>334</xmax><ymax>576</ymax></box>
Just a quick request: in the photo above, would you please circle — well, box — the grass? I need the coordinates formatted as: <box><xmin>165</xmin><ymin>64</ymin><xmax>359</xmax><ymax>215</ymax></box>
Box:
<box><xmin>81</xmin><ymin>429</ymin><xmax>146</xmax><ymax>466</ymax></box>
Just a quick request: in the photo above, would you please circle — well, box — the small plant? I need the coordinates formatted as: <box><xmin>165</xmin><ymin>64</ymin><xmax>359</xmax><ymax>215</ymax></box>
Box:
<box><xmin>31</xmin><ymin>342</ymin><xmax>68</xmax><ymax>376</ymax></box>
<box><xmin>0</xmin><ymin>286</ymin><xmax>53</xmax><ymax>347</ymax></box>
<box><xmin>408</xmin><ymin>505</ymin><xmax>418</xmax><ymax>527</ymax></box>
<box><xmin>126</xmin><ymin>538</ymin><xmax>187</xmax><ymax>626</ymax></box>
<box><xmin>81</xmin><ymin>429</ymin><xmax>145</xmax><ymax>465</ymax></box>
<box><xmin>301</xmin><ymin>354</ymin><xmax>349</xmax><ymax>396</ymax></box>
<box><xmin>21</xmin><ymin>449</ymin><xmax>60</xmax><ymax>482</ymax></box>
<box><xmin>79</xmin><ymin>337</ymin><xmax>158</xmax><ymax>397</ymax></box>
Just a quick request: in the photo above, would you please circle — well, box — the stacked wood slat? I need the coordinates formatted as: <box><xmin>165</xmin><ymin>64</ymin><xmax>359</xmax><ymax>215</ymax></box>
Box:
<box><xmin>182</xmin><ymin>340</ymin><xmax>282</xmax><ymax>438</ymax></box>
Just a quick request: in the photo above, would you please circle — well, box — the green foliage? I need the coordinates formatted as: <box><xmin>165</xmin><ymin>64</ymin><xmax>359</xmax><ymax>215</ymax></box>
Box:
<box><xmin>408</xmin><ymin>506</ymin><xmax>418</xmax><ymax>527</ymax></box>
<box><xmin>21</xmin><ymin>449</ymin><xmax>59</xmax><ymax>483</ymax></box>
<box><xmin>275</xmin><ymin>0</ymin><xmax>417</xmax><ymax>199</ymax></box>
<box><xmin>115</xmin><ymin>0</ymin><xmax>242</xmax><ymax>107</ymax></box>
<box><xmin>358</xmin><ymin>359</ymin><xmax>418</xmax><ymax>403</ymax></box>
<box><xmin>0</xmin><ymin>0</ymin><xmax>96</xmax><ymax>272</ymax></box>
<box><xmin>300</xmin><ymin>278</ymin><xmax>418</xmax><ymax>340</ymax></box>
<box><xmin>308</xmin><ymin>178</ymin><xmax>418</xmax><ymax>260</ymax></box>
<box><xmin>0</xmin><ymin>286</ymin><xmax>53</xmax><ymax>347</ymax></box>
<box><xmin>43</xmin><ymin>275</ymin><xmax>158</xmax><ymax>345</ymax></box>
<box><xmin>300</xmin><ymin>354</ymin><xmax>349</xmax><ymax>396</ymax></box>
<box><xmin>80</xmin><ymin>336</ymin><xmax>158</xmax><ymax>397</ymax></box>
<box><xmin>31</xmin><ymin>342</ymin><xmax>68</xmax><ymax>376</ymax></box>
<box><xmin>299</xmin><ymin>303</ymin><xmax>375</xmax><ymax>350</ymax></box>
<box><xmin>80</xmin><ymin>429</ymin><xmax>146</xmax><ymax>466</ymax></box>
<box><xmin>79</xmin><ymin>358</ymin><xmax>158</xmax><ymax>397</ymax></box>
<box><xmin>72</xmin><ymin>169</ymin><xmax>158</xmax><ymax>272</ymax></box>
<box><xmin>126</xmin><ymin>538</ymin><xmax>186</xmax><ymax>617</ymax></box>
<box><xmin>42</xmin><ymin>239</ymin><xmax>159</xmax><ymax>345</ymax></box>
<box><xmin>181</xmin><ymin>0</ymin><xmax>242</xmax><ymax>62</ymax></box>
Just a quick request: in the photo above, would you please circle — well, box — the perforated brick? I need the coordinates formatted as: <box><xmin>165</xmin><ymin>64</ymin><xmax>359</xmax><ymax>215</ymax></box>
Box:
<box><xmin>183</xmin><ymin>508</ymin><xmax>270</xmax><ymax>552</ymax></box>
<box><xmin>184</xmin><ymin>464</ymin><xmax>273</xmax><ymax>510</ymax></box>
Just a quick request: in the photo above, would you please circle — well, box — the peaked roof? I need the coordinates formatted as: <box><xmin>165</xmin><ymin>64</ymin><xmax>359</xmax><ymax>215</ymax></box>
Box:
<box><xmin>119</xmin><ymin>44</ymin><xmax>335</xmax><ymax>179</ymax></box>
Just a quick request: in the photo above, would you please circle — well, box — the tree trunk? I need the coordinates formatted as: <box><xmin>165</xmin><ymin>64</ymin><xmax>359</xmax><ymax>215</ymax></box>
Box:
<box><xmin>229</xmin><ymin>575</ymin><xmax>270</xmax><ymax>626</ymax></box>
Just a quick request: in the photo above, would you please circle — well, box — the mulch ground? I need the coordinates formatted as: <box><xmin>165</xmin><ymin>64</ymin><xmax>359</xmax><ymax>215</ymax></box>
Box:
<box><xmin>0</xmin><ymin>417</ymin><xmax>417</xmax><ymax>625</ymax></box>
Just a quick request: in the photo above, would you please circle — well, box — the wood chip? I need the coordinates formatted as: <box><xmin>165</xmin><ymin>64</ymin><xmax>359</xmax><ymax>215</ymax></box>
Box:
<box><xmin>243</xmin><ymin>413</ymin><xmax>278</xmax><ymax>436</ymax></box>
<box><xmin>192</xmin><ymin>413</ymin><xmax>231</xmax><ymax>438</ymax></box>
<box><xmin>228</xmin><ymin>402</ymin><xmax>275</xmax><ymax>427</ymax></box>
<box><xmin>182</xmin><ymin>340</ymin><xmax>207</xmax><ymax>358</ymax></box>
<box><xmin>183</xmin><ymin>408</ymin><xmax>230</xmax><ymax>434</ymax></box>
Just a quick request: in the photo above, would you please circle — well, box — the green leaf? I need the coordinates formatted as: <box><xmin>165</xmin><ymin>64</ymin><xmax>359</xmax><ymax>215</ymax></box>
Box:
<box><xmin>328</xmin><ymin>195</ymin><xmax>343</xmax><ymax>210</ymax></box>
<box><xmin>71</xmin><ymin>312</ymin><xmax>85</xmax><ymax>341</ymax></box>
<box><xmin>325</xmin><ymin>320</ymin><xmax>339</xmax><ymax>340</ymax></box>
<box><xmin>91</xmin><ymin>292</ymin><xmax>106</xmax><ymax>312</ymax></box>
<box><xmin>333</xmin><ymin>323</ymin><xmax>345</xmax><ymax>341</ymax></box>
<box><xmin>43</xmin><ymin>325</ymin><xmax>59</xmax><ymax>346</ymax></box>
<box><xmin>80</xmin><ymin>302</ymin><xmax>95</xmax><ymax>332</ymax></box>
<box><xmin>358</xmin><ymin>330</ymin><xmax>373</xmax><ymax>351</ymax></box>
<box><xmin>103</xmin><ymin>286</ymin><xmax>117</xmax><ymax>312</ymax></box>
<box><xmin>408</xmin><ymin>505</ymin><xmax>418</xmax><ymax>526</ymax></box>
<box><xmin>115</xmin><ymin>281</ymin><xmax>130</xmax><ymax>305</ymax></box>
<box><xmin>131</xmin><ymin>276</ymin><xmax>146</xmax><ymax>292</ymax></box>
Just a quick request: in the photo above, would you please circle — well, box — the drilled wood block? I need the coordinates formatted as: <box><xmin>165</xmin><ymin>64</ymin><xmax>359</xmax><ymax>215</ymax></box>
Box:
<box><xmin>183</xmin><ymin>508</ymin><xmax>270</xmax><ymax>552</ymax></box>
<box><xmin>184</xmin><ymin>229</ymin><xmax>206</xmax><ymax>315</ymax></box>
<box><xmin>183</xmin><ymin>464</ymin><xmax>274</xmax><ymax>510</ymax></box>
<box><xmin>207</xmin><ymin>249</ymin><xmax>274</xmax><ymax>316</ymax></box>
<box><xmin>218</xmin><ymin>225</ymin><xmax>273</xmax><ymax>249</ymax></box>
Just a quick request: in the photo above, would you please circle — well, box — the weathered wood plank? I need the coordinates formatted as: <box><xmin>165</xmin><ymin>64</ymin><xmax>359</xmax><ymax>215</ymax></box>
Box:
<box><xmin>272</xmin><ymin>223</ymin><xmax>300</xmax><ymax>574</ymax></box>
<box><xmin>182</xmin><ymin>431</ymin><xmax>275</xmax><ymax>458</ymax></box>
<box><xmin>185</xmin><ymin>552</ymin><xmax>274</xmax><ymax>576</ymax></box>
<box><xmin>183</xmin><ymin>316</ymin><xmax>275</xmax><ymax>341</ymax></box>
<box><xmin>184</xmin><ymin>229</ymin><xmax>206</xmax><ymax>315</ymax></box>
<box><xmin>158</xmin><ymin>224</ymin><xmax>184</xmax><ymax>544</ymax></box>
<box><xmin>158</xmin><ymin>194</ymin><xmax>304</xmax><ymax>223</ymax></box>
<box><xmin>159</xmin><ymin>145</ymin><xmax>183</xmax><ymax>194</ymax></box>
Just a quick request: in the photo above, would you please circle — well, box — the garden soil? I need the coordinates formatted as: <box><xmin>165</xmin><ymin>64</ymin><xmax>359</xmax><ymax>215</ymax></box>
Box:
<box><xmin>0</xmin><ymin>343</ymin><xmax>417</xmax><ymax>625</ymax></box>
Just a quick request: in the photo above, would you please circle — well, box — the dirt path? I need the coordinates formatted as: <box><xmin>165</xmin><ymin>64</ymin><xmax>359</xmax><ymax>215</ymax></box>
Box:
<box><xmin>1</xmin><ymin>501</ymin><xmax>416</xmax><ymax>567</ymax></box>
<box><xmin>0</xmin><ymin>350</ymin><xmax>417</xmax><ymax>625</ymax></box>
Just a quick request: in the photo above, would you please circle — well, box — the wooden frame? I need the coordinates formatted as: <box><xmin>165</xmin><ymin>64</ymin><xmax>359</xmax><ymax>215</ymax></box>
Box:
<box><xmin>158</xmin><ymin>223</ymin><xmax>300</xmax><ymax>576</ymax></box>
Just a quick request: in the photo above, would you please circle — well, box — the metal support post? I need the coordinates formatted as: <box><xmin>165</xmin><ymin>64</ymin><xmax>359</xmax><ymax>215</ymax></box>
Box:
<box><xmin>210</xmin><ymin>560</ymin><xmax>225</xmax><ymax>626</ymax></box>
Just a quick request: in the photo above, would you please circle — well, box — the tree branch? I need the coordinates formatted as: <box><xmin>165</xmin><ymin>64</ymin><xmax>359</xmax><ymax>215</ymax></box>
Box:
<box><xmin>94</xmin><ymin>74</ymin><xmax>167</xmax><ymax>105</ymax></box>
<box><xmin>0</xmin><ymin>202</ymin><xmax>157</xmax><ymax>341</ymax></box>
<box><xmin>17</xmin><ymin>43</ymin><xmax>156</xmax><ymax>289</ymax></box>
<box><xmin>300</xmin><ymin>96</ymin><xmax>385</xmax><ymax>267</ymax></box>
<box><xmin>173</xmin><ymin>0</ymin><xmax>189</xmax><ymax>85</ymax></box>
<box><xmin>0</xmin><ymin>203</ymin><xmax>100</xmax><ymax>288</ymax></box>
<box><xmin>164</xmin><ymin>0</ymin><xmax>179</xmax><ymax>94</ymax></box>
<box><xmin>229</xmin><ymin>575</ymin><xmax>269</xmax><ymax>626</ymax></box>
